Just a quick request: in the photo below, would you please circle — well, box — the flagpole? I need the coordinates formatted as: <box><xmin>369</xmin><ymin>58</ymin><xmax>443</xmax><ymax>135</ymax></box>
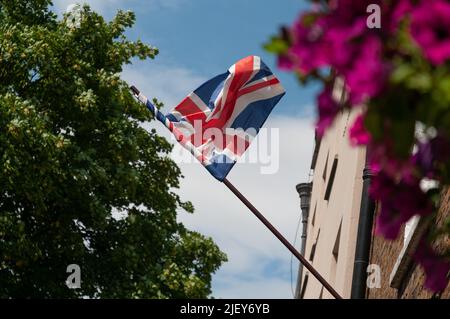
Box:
<box><xmin>130</xmin><ymin>85</ymin><xmax>342</xmax><ymax>299</ymax></box>
<box><xmin>223</xmin><ymin>178</ymin><xmax>343</xmax><ymax>300</ymax></box>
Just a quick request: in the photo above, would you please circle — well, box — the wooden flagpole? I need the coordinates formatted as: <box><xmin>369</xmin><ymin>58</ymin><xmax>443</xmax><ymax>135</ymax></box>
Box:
<box><xmin>223</xmin><ymin>178</ymin><xmax>343</xmax><ymax>299</ymax></box>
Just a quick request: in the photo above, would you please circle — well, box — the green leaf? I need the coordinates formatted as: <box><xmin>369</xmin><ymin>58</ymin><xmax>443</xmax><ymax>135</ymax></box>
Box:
<box><xmin>390</xmin><ymin>119</ymin><xmax>415</xmax><ymax>158</ymax></box>
<box><xmin>391</xmin><ymin>63</ymin><xmax>415</xmax><ymax>84</ymax></box>
<box><xmin>364</xmin><ymin>107</ymin><xmax>383</xmax><ymax>141</ymax></box>
<box><xmin>406</xmin><ymin>72</ymin><xmax>432</xmax><ymax>91</ymax></box>
<box><xmin>263</xmin><ymin>36</ymin><xmax>289</xmax><ymax>54</ymax></box>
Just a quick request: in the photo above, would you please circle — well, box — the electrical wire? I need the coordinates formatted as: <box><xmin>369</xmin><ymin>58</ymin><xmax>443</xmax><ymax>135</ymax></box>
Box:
<box><xmin>290</xmin><ymin>212</ymin><xmax>302</xmax><ymax>298</ymax></box>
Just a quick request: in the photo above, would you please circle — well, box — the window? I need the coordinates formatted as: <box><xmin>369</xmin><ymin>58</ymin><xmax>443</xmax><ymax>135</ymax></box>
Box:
<box><xmin>311</xmin><ymin>203</ymin><xmax>317</xmax><ymax>227</ymax></box>
<box><xmin>309</xmin><ymin>229</ymin><xmax>320</xmax><ymax>261</ymax></box>
<box><xmin>309</xmin><ymin>243</ymin><xmax>317</xmax><ymax>261</ymax></box>
<box><xmin>333</xmin><ymin>221</ymin><xmax>342</xmax><ymax>259</ymax></box>
<box><xmin>300</xmin><ymin>274</ymin><xmax>309</xmax><ymax>299</ymax></box>
<box><xmin>322</xmin><ymin>152</ymin><xmax>329</xmax><ymax>181</ymax></box>
<box><xmin>324</xmin><ymin>157</ymin><xmax>338</xmax><ymax>201</ymax></box>
<box><xmin>330</xmin><ymin>221</ymin><xmax>341</xmax><ymax>285</ymax></box>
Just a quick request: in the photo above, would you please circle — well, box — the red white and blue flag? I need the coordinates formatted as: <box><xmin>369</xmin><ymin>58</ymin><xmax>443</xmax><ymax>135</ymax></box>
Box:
<box><xmin>132</xmin><ymin>55</ymin><xmax>285</xmax><ymax>181</ymax></box>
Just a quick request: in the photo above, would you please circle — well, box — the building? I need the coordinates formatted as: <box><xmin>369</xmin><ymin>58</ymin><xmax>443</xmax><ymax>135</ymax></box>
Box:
<box><xmin>294</xmin><ymin>83</ymin><xmax>450</xmax><ymax>299</ymax></box>
<box><xmin>294</xmin><ymin>103</ymin><xmax>367</xmax><ymax>299</ymax></box>
<box><xmin>366</xmin><ymin>189</ymin><xmax>450</xmax><ymax>299</ymax></box>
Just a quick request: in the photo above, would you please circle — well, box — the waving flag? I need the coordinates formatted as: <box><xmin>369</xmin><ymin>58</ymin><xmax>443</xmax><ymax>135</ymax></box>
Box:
<box><xmin>130</xmin><ymin>56</ymin><xmax>342</xmax><ymax>300</ymax></box>
<box><xmin>132</xmin><ymin>55</ymin><xmax>285</xmax><ymax>181</ymax></box>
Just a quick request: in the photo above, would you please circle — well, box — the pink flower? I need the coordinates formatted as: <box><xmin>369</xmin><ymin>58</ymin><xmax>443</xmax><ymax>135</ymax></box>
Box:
<box><xmin>370</xmin><ymin>172</ymin><xmax>405</xmax><ymax>239</ymax></box>
<box><xmin>328</xmin><ymin>0</ymin><xmax>381</xmax><ymax>33</ymax></box>
<box><xmin>414</xmin><ymin>238</ymin><xmax>450</xmax><ymax>292</ymax></box>
<box><xmin>324</xmin><ymin>26</ymin><xmax>362</xmax><ymax>70</ymax></box>
<box><xmin>316</xmin><ymin>86</ymin><xmax>340</xmax><ymax>136</ymax></box>
<box><xmin>389</xmin><ymin>0</ymin><xmax>413</xmax><ymax>32</ymax></box>
<box><xmin>277</xmin><ymin>54</ymin><xmax>294</xmax><ymax>71</ymax></box>
<box><xmin>322</xmin><ymin>1</ymin><xmax>373</xmax><ymax>71</ymax></box>
<box><xmin>289</xmin><ymin>14</ymin><xmax>330</xmax><ymax>74</ymax></box>
<box><xmin>414</xmin><ymin>135</ymin><xmax>450</xmax><ymax>179</ymax></box>
<box><xmin>320</xmin><ymin>2</ymin><xmax>390</xmax><ymax>105</ymax></box>
<box><xmin>344</xmin><ymin>36</ymin><xmax>389</xmax><ymax>105</ymax></box>
<box><xmin>349</xmin><ymin>114</ymin><xmax>371</xmax><ymax>145</ymax></box>
<box><xmin>368</xmin><ymin>142</ymin><xmax>417</xmax><ymax>180</ymax></box>
<box><xmin>370</xmin><ymin>171</ymin><xmax>433</xmax><ymax>239</ymax></box>
<box><xmin>411</xmin><ymin>0</ymin><xmax>450</xmax><ymax>65</ymax></box>
<box><xmin>375</xmin><ymin>204</ymin><xmax>406</xmax><ymax>240</ymax></box>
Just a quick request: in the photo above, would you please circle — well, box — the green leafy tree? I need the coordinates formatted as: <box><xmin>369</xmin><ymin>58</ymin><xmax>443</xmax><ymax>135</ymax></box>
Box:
<box><xmin>0</xmin><ymin>1</ymin><xmax>226</xmax><ymax>298</ymax></box>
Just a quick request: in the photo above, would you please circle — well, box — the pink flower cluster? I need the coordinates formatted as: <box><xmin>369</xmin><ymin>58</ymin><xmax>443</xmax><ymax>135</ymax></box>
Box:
<box><xmin>280</xmin><ymin>0</ymin><xmax>392</xmax><ymax>132</ymax></box>
<box><xmin>368</xmin><ymin>135</ymin><xmax>450</xmax><ymax>291</ymax></box>
<box><xmin>280</xmin><ymin>0</ymin><xmax>450</xmax><ymax>134</ymax></box>
<box><xmin>277</xmin><ymin>0</ymin><xmax>450</xmax><ymax>293</ymax></box>
<box><xmin>414</xmin><ymin>239</ymin><xmax>450</xmax><ymax>292</ymax></box>
<box><xmin>369</xmin><ymin>171</ymin><xmax>432</xmax><ymax>240</ymax></box>
<box><xmin>349</xmin><ymin>114</ymin><xmax>371</xmax><ymax>146</ymax></box>
<box><xmin>411</xmin><ymin>0</ymin><xmax>450</xmax><ymax>66</ymax></box>
<box><xmin>317</xmin><ymin>86</ymin><xmax>340</xmax><ymax>136</ymax></box>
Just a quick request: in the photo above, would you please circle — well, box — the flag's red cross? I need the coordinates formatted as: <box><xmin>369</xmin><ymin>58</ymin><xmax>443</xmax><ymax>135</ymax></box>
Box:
<box><xmin>171</xmin><ymin>56</ymin><xmax>281</xmax><ymax>158</ymax></box>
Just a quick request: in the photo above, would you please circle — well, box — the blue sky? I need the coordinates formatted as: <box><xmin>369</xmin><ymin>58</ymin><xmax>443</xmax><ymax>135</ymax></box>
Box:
<box><xmin>53</xmin><ymin>0</ymin><xmax>317</xmax><ymax>299</ymax></box>
<box><xmin>56</xmin><ymin>0</ymin><xmax>319</xmax><ymax>116</ymax></box>
<box><xmin>123</xmin><ymin>0</ymin><xmax>320</xmax><ymax>117</ymax></box>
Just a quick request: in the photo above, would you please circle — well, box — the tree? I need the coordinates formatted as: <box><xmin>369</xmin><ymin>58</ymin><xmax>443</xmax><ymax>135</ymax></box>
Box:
<box><xmin>0</xmin><ymin>1</ymin><xmax>226</xmax><ymax>298</ymax></box>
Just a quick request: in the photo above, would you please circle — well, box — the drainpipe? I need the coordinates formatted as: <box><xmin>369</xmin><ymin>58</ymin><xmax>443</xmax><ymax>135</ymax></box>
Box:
<box><xmin>294</xmin><ymin>182</ymin><xmax>312</xmax><ymax>299</ymax></box>
<box><xmin>350</xmin><ymin>154</ymin><xmax>375</xmax><ymax>299</ymax></box>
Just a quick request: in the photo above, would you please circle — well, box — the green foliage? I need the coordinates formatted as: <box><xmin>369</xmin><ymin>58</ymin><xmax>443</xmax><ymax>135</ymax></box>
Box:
<box><xmin>363</xmin><ymin>25</ymin><xmax>450</xmax><ymax>158</ymax></box>
<box><xmin>263</xmin><ymin>25</ymin><xmax>292</xmax><ymax>56</ymax></box>
<box><xmin>0</xmin><ymin>0</ymin><xmax>55</xmax><ymax>26</ymax></box>
<box><xmin>264</xmin><ymin>36</ymin><xmax>289</xmax><ymax>55</ymax></box>
<box><xmin>0</xmin><ymin>2</ymin><xmax>226</xmax><ymax>298</ymax></box>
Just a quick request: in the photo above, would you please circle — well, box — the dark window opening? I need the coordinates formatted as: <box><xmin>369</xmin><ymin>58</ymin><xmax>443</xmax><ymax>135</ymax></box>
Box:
<box><xmin>309</xmin><ymin>229</ymin><xmax>320</xmax><ymax>261</ymax></box>
<box><xmin>311</xmin><ymin>203</ymin><xmax>317</xmax><ymax>226</ymax></box>
<box><xmin>300</xmin><ymin>274</ymin><xmax>309</xmax><ymax>299</ymax></box>
<box><xmin>324</xmin><ymin>157</ymin><xmax>338</xmax><ymax>201</ymax></box>
<box><xmin>309</xmin><ymin>243</ymin><xmax>317</xmax><ymax>262</ymax></box>
<box><xmin>333</xmin><ymin>221</ymin><xmax>342</xmax><ymax>260</ymax></box>
<box><xmin>322</xmin><ymin>152</ymin><xmax>329</xmax><ymax>181</ymax></box>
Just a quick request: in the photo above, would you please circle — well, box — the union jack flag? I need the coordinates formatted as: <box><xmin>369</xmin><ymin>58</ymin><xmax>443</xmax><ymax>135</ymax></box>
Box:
<box><xmin>132</xmin><ymin>55</ymin><xmax>285</xmax><ymax>181</ymax></box>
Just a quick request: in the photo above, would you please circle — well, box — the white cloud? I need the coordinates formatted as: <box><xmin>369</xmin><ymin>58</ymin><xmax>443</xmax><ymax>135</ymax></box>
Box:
<box><xmin>214</xmin><ymin>275</ymin><xmax>292</xmax><ymax>299</ymax></box>
<box><xmin>171</xmin><ymin>116</ymin><xmax>315</xmax><ymax>298</ymax></box>
<box><xmin>122</xmin><ymin>61</ymin><xmax>206</xmax><ymax>110</ymax></box>
<box><xmin>123</xmin><ymin>60</ymin><xmax>316</xmax><ymax>298</ymax></box>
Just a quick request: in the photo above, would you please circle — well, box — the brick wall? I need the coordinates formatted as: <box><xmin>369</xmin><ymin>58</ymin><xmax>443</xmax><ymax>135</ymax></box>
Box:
<box><xmin>367</xmin><ymin>188</ymin><xmax>450</xmax><ymax>299</ymax></box>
